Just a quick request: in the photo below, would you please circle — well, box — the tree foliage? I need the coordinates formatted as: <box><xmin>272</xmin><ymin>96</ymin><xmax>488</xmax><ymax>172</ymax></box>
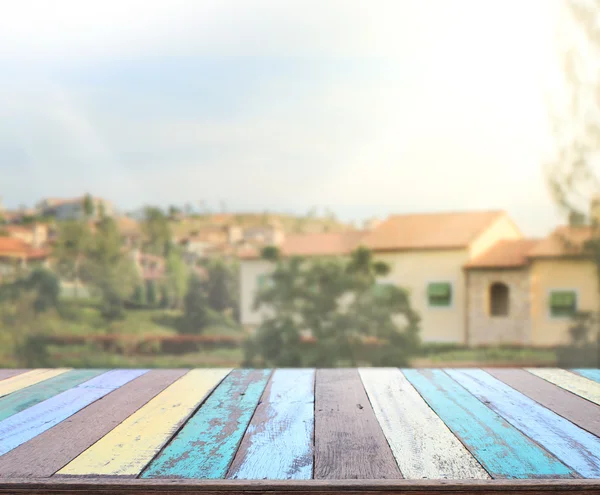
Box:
<box><xmin>244</xmin><ymin>247</ymin><xmax>420</xmax><ymax>367</ymax></box>
<box><xmin>141</xmin><ymin>206</ymin><xmax>171</xmax><ymax>256</ymax></box>
<box><xmin>82</xmin><ymin>194</ymin><xmax>95</xmax><ymax>218</ymax></box>
<box><xmin>547</xmin><ymin>0</ymin><xmax>600</xmax><ymax>362</ymax></box>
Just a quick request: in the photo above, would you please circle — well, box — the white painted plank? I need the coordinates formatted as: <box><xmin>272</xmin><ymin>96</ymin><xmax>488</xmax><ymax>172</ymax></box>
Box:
<box><xmin>358</xmin><ymin>368</ymin><xmax>489</xmax><ymax>480</ymax></box>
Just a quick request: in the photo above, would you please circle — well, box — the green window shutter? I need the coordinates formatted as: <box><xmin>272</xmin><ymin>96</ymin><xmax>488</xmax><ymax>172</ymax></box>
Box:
<box><xmin>550</xmin><ymin>290</ymin><xmax>577</xmax><ymax>317</ymax></box>
<box><xmin>428</xmin><ymin>282</ymin><xmax>452</xmax><ymax>307</ymax></box>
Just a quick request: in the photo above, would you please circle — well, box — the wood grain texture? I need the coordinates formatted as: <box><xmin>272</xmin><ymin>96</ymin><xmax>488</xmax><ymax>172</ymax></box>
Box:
<box><xmin>0</xmin><ymin>370</ymin><xmax>188</xmax><ymax>478</ymax></box>
<box><xmin>142</xmin><ymin>369</ymin><xmax>271</xmax><ymax>480</ymax></box>
<box><xmin>447</xmin><ymin>369</ymin><xmax>600</xmax><ymax>478</ymax></box>
<box><xmin>403</xmin><ymin>369</ymin><xmax>573</xmax><ymax>479</ymax></box>
<box><xmin>0</xmin><ymin>369</ymin><xmax>107</xmax><ymax>422</ymax></box>
<box><xmin>227</xmin><ymin>369</ymin><xmax>315</xmax><ymax>480</ymax></box>
<box><xmin>486</xmin><ymin>368</ymin><xmax>600</xmax><ymax>438</ymax></box>
<box><xmin>358</xmin><ymin>368</ymin><xmax>489</xmax><ymax>480</ymax></box>
<box><xmin>0</xmin><ymin>369</ymin><xmax>71</xmax><ymax>398</ymax></box>
<box><xmin>0</xmin><ymin>369</ymin><xmax>147</xmax><ymax>457</ymax></box>
<box><xmin>0</xmin><ymin>370</ymin><xmax>28</xmax><ymax>381</ymax></box>
<box><xmin>57</xmin><ymin>369</ymin><xmax>231</xmax><ymax>477</ymax></box>
<box><xmin>314</xmin><ymin>369</ymin><xmax>402</xmax><ymax>480</ymax></box>
<box><xmin>1</xmin><ymin>478</ymin><xmax>600</xmax><ymax>495</ymax></box>
<box><xmin>573</xmin><ymin>369</ymin><xmax>600</xmax><ymax>384</ymax></box>
<box><xmin>527</xmin><ymin>368</ymin><xmax>600</xmax><ymax>406</ymax></box>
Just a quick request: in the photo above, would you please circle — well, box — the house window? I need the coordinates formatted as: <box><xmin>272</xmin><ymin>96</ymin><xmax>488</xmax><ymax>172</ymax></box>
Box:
<box><xmin>427</xmin><ymin>282</ymin><xmax>452</xmax><ymax>307</ymax></box>
<box><xmin>489</xmin><ymin>282</ymin><xmax>509</xmax><ymax>317</ymax></box>
<box><xmin>549</xmin><ymin>290</ymin><xmax>577</xmax><ymax>318</ymax></box>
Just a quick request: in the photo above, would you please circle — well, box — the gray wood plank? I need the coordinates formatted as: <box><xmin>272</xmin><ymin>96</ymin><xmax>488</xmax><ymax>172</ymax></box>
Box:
<box><xmin>314</xmin><ymin>369</ymin><xmax>402</xmax><ymax>480</ymax></box>
<box><xmin>0</xmin><ymin>370</ymin><xmax>28</xmax><ymax>381</ymax></box>
<box><xmin>486</xmin><ymin>368</ymin><xmax>600</xmax><ymax>438</ymax></box>
<box><xmin>0</xmin><ymin>369</ymin><xmax>188</xmax><ymax>478</ymax></box>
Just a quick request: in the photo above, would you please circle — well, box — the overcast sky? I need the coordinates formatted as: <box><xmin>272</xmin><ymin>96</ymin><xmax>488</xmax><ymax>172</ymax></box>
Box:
<box><xmin>0</xmin><ymin>0</ymin><xmax>567</xmax><ymax>236</ymax></box>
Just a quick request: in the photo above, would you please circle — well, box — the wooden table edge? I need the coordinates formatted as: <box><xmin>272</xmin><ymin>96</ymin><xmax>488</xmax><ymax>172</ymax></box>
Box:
<box><xmin>1</xmin><ymin>478</ymin><xmax>599</xmax><ymax>494</ymax></box>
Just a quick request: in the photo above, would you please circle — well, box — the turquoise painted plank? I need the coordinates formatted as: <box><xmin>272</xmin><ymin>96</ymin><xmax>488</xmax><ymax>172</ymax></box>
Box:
<box><xmin>0</xmin><ymin>369</ymin><xmax>107</xmax><ymax>422</ymax></box>
<box><xmin>142</xmin><ymin>369</ymin><xmax>271</xmax><ymax>479</ymax></box>
<box><xmin>573</xmin><ymin>369</ymin><xmax>600</xmax><ymax>384</ymax></box>
<box><xmin>0</xmin><ymin>369</ymin><xmax>147</xmax><ymax>457</ymax></box>
<box><xmin>226</xmin><ymin>369</ymin><xmax>315</xmax><ymax>480</ymax></box>
<box><xmin>447</xmin><ymin>369</ymin><xmax>600</xmax><ymax>478</ymax></box>
<box><xmin>403</xmin><ymin>369</ymin><xmax>574</xmax><ymax>479</ymax></box>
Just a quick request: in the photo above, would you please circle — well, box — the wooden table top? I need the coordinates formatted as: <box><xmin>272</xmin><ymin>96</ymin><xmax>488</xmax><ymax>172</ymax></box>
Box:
<box><xmin>0</xmin><ymin>368</ymin><xmax>599</xmax><ymax>494</ymax></box>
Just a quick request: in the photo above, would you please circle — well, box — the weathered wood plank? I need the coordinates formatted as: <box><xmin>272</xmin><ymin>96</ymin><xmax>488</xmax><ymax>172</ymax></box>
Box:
<box><xmin>142</xmin><ymin>369</ymin><xmax>271</xmax><ymax>480</ymax></box>
<box><xmin>573</xmin><ymin>369</ymin><xmax>600</xmax><ymax>384</ymax></box>
<box><xmin>226</xmin><ymin>369</ymin><xmax>315</xmax><ymax>480</ymax></box>
<box><xmin>0</xmin><ymin>369</ymin><xmax>147</xmax><ymax>457</ymax></box>
<box><xmin>314</xmin><ymin>369</ymin><xmax>402</xmax><ymax>480</ymax></box>
<box><xmin>0</xmin><ymin>369</ymin><xmax>71</xmax><ymax>398</ymax></box>
<box><xmin>447</xmin><ymin>369</ymin><xmax>600</xmax><ymax>478</ymax></box>
<box><xmin>0</xmin><ymin>369</ymin><xmax>107</xmax><ymax>422</ymax></box>
<box><xmin>358</xmin><ymin>368</ymin><xmax>489</xmax><ymax>480</ymax></box>
<box><xmin>0</xmin><ymin>369</ymin><xmax>188</xmax><ymax>478</ymax></box>
<box><xmin>2</xmin><ymin>478</ymin><xmax>600</xmax><ymax>495</ymax></box>
<box><xmin>527</xmin><ymin>368</ymin><xmax>600</xmax><ymax>406</ymax></box>
<box><xmin>403</xmin><ymin>369</ymin><xmax>573</xmax><ymax>479</ymax></box>
<box><xmin>57</xmin><ymin>369</ymin><xmax>231</xmax><ymax>477</ymax></box>
<box><xmin>0</xmin><ymin>370</ymin><xmax>28</xmax><ymax>381</ymax></box>
<box><xmin>486</xmin><ymin>368</ymin><xmax>600</xmax><ymax>438</ymax></box>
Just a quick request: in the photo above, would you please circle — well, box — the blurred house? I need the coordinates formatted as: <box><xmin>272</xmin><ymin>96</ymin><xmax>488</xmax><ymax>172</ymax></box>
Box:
<box><xmin>240</xmin><ymin>210</ymin><xmax>524</xmax><ymax>344</ymax></box>
<box><xmin>178</xmin><ymin>224</ymin><xmax>243</xmax><ymax>263</ymax></box>
<box><xmin>242</xmin><ymin>222</ymin><xmax>285</xmax><ymax>246</ymax></box>
<box><xmin>0</xmin><ymin>237</ymin><xmax>50</xmax><ymax>283</ymax></box>
<box><xmin>130</xmin><ymin>249</ymin><xmax>166</xmax><ymax>281</ymax></box>
<box><xmin>36</xmin><ymin>197</ymin><xmax>114</xmax><ymax>220</ymax></box>
<box><xmin>2</xmin><ymin>224</ymin><xmax>48</xmax><ymax>248</ymax></box>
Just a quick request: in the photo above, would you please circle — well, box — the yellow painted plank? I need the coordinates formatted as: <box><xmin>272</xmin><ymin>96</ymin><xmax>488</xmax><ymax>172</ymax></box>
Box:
<box><xmin>58</xmin><ymin>368</ymin><xmax>231</xmax><ymax>476</ymax></box>
<box><xmin>0</xmin><ymin>369</ymin><xmax>71</xmax><ymax>398</ymax></box>
<box><xmin>527</xmin><ymin>368</ymin><xmax>600</xmax><ymax>406</ymax></box>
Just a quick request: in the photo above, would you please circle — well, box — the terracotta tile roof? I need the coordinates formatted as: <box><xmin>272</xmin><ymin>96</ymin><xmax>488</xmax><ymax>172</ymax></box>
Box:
<box><xmin>0</xmin><ymin>237</ymin><xmax>50</xmax><ymax>259</ymax></box>
<box><xmin>116</xmin><ymin>216</ymin><xmax>141</xmax><ymax>235</ymax></box>
<box><xmin>465</xmin><ymin>239</ymin><xmax>540</xmax><ymax>269</ymax></box>
<box><xmin>527</xmin><ymin>225</ymin><xmax>597</xmax><ymax>258</ymax></box>
<box><xmin>360</xmin><ymin>210</ymin><xmax>507</xmax><ymax>251</ymax></box>
<box><xmin>239</xmin><ymin>231</ymin><xmax>366</xmax><ymax>259</ymax></box>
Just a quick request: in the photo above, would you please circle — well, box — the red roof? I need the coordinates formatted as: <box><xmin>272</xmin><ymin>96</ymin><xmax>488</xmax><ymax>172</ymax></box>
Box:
<box><xmin>465</xmin><ymin>239</ymin><xmax>540</xmax><ymax>269</ymax></box>
<box><xmin>0</xmin><ymin>237</ymin><xmax>50</xmax><ymax>259</ymax></box>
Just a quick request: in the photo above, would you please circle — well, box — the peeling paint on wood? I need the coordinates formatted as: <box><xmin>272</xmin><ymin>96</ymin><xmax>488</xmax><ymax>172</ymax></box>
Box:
<box><xmin>226</xmin><ymin>369</ymin><xmax>315</xmax><ymax>480</ymax></box>
<box><xmin>527</xmin><ymin>368</ymin><xmax>600</xmax><ymax>406</ymax></box>
<box><xmin>486</xmin><ymin>368</ymin><xmax>600</xmax><ymax>439</ymax></box>
<box><xmin>359</xmin><ymin>368</ymin><xmax>489</xmax><ymax>480</ymax></box>
<box><xmin>0</xmin><ymin>369</ymin><xmax>107</xmax><ymax>422</ymax></box>
<box><xmin>314</xmin><ymin>369</ymin><xmax>402</xmax><ymax>480</ymax></box>
<box><xmin>142</xmin><ymin>369</ymin><xmax>271</xmax><ymax>479</ymax></box>
<box><xmin>57</xmin><ymin>368</ymin><xmax>231</xmax><ymax>477</ymax></box>
<box><xmin>573</xmin><ymin>369</ymin><xmax>600</xmax><ymax>384</ymax></box>
<box><xmin>0</xmin><ymin>369</ymin><xmax>71</xmax><ymax>398</ymax></box>
<box><xmin>447</xmin><ymin>369</ymin><xmax>600</xmax><ymax>478</ymax></box>
<box><xmin>403</xmin><ymin>369</ymin><xmax>574</xmax><ymax>479</ymax></box>
<box><xmin>0</xmin><ymin>370</ymin><xmax>187</xmax><ymax>478</ymax></box>
<box><xmin>0</xmin><ymin>369</ymin><xmax>147</xmax><ymax>457</ymax></box>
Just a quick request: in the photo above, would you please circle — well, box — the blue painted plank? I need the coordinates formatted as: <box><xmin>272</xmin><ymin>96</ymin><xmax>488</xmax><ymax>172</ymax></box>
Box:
<box><xmin>573</xmin><ymin>369</ymin><xmax>600</xmax><ymax>384</ymax></box>
<box><xmin>403</xmin><ymin>369</ymin><xmax>574</xmax><ymax>479</ymax></box>
<box><xmin>447</xmin><ymin>369</ymin><xmax>600</xmax><ymax>478</ymax></box>
<box><xmin>142</xmin><ymin>369</ymin><xmax>271</xmax><ymax>479</ymax></box>
<box><xmin>0</xmin><ymin>369</ymin><xmax>147</xmax><ymax>457</ymax></box>
<box><xmin>0</xmin><ymin>369</ymin><xmax>107</xmax><ymax>422</ymax></box>
<box><xmin>226</xmin><ymin>369</ymin><xmax>315</xmax><ymax>480</ymax></box>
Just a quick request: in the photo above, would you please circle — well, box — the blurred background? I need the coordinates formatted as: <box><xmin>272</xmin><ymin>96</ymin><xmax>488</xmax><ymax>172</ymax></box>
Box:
<box><xmin>0</xmin><ymin>0</ymin><xmax>598</xmax><ymax>369</ymax></box>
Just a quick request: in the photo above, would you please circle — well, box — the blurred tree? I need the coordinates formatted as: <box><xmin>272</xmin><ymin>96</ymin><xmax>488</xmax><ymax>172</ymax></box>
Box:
<box><xmin>168</xmin><ymin>205</ymin><xmax>181</xmax><ymax>219</ymax></box>
<box><xmin>54</xmin><ymin>220</ymin><xmax>93</xmax><ymax>297</ymax></box>
<box><xmin>82</xmin><ymin>194</ymin><xmax>95</xmax><ymax>218</ymax></box>
<box><xmin>132</xmin><ymin>284</ymin><xmax>146</xmax><ymax>306</ymax></box>
<box><xmin>141</xmin><ymin>206</ymin><xmax>171</xmax><ymax>256</ymax></box>
<box><xmin>165</xmin><ymin>250</ymin><xmax>188</xmax><ymax>309</ymax></box>
<box><xmin>146</xmin><ymin>280</ymin><xmax>158</xmax><ymax>306</ymax></box>
<box><xmin>204</xmin><ymin>258</ymin><xmax>239</xmax><ymax>316</ymax></box>
<box><xmin>547</xmin><ymin>0</ymin><xmax>600</xmax><ymax>364</ymax></box>
<box><xmin>244</xmin><ymin>247</ymin><xmax>420</xmax><ymax>367</ymax></box>
<box><xmin>82</xmin><ymin>217</ymin><xmax>140</xmax><ymax>322</ymax></box>
<box><xmin>180</xmin><ymin>274</ymin><xmax>210</xmax><ymax>334</ymax></box>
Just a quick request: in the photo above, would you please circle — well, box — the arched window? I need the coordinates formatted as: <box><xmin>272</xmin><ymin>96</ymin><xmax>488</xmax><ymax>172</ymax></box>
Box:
<box><xmin>490</xmin><ymin>282</ymin><xmax>509</xmax><ymax>317</ymax></box>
